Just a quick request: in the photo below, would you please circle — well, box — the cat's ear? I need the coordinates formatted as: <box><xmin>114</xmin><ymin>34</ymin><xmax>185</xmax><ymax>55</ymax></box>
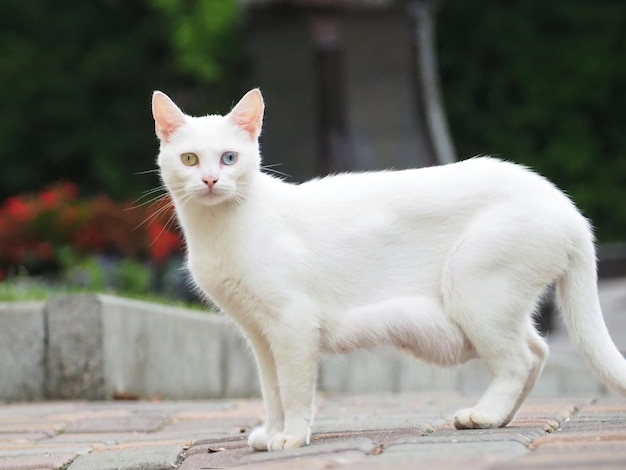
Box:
<box><xmin>227</xmin><ymin>88</ymin><xmax>265</xmax><ymax>141</ymax></box>
<box><xmin>152</xmin><ymin>91</ymin><xmax>186</xmax><ymax>143</ymax></box>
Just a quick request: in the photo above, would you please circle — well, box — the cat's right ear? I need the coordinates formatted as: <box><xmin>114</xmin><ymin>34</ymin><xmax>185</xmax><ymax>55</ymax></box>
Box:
<box><xmin>227</xmin><ymin>89</ymin><xmax>265</xmax><ymax>141</ymax></box>
<box><xmin>152</xmin><ymin>91</ymin><xmax>186</xmax><ymax>143</ymax></box>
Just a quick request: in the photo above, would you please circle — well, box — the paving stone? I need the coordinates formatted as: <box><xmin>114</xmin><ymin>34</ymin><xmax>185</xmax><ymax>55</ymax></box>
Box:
<box><xmin>167</xmin><ymin>401</ymin><xmax>252</xmax><ymax>421</ymax></box>
<box><xmin>342</xmin><ymin>453</ymin><xmax>499</xmax><ymax>470</ymax></box>
<box><xmin>0</xmin><ymin>432</ymin><xmax>50</xmax><ymax>444</ymax></box>
<box><xmin>236</xmin><ymin>450</ymin><xmax>368</xmax><ymax>469</ymax></box>
<box><xmin>559</xmin><ymin>419</ymin><xmax>626</xmax><ymax>431</ymax></box>
<box><xmin>2</xmin><ymin>393</ymin><xmax>626</xmax><ymax>469</ymax></box>
<box><xmin>238</xmin><ymin>438</ymin><xmax>377</xmax><ymax>465</ymax></box>
<box><xmin>38</xmin><ymin>432</ymin><xmax>150</xmax><ymax>446</ymax></box>
<box><xmin>183</xmin><ymin>436</ymin><xmax>248</xmax><ymax>457</ymax></box>
<box><xmin>499</xmin><ymin>441</ymin><xmax>626</xmax><ymax>469</ymax></box>
<box><xmin>531</xmin><ymin>427</ymin><xmax>626</xmax><ymax>447</ymax></box>
<box><xmin>63</xmin><ymin>414</ymin><xmax>166</xmax><ymax>433</ymax></box>
<box><xmin>67</xmin><ymin>444</ymin><xmax>183</xmax><ymax>470</ymax></box>
<box><xmin>178</xmin><ymin>443</ymin><xmax>253</xmax><ymax>469</ymax></box>
<box><xmin>397</xmin><ymin>427</ymin><xmax>546</xmax><ymax>445</ymax></box>
<box><xmin>162</xmin><ymin>416</ymin><xmax>260</xmax><ymax>434</ymax></box>
<box><xmin>338</xmin><ymin>441</ymin><xmax>528</xmax><ymax>470</ymax></box>
<box><xmin>386</xmin><ymin>440</ymin><xmax>529</xmax><ymax>457</ymax></box>
<box><xmin>0</xmin><ymin>402</ymin><xmax>88</xmax><ymax>419</ymax></box>
<box><xmin>0</xmin><ymin>446</ymin><xmax>92</xmax><ymax>457</ymax></box>
<box><xmin>315</xmin><ymin>414</ymin><xmax>435</xmax><ymax>433</ymax></box>
<box><xmin>0</xmin><ymin>452</ymin><xmax>77</xmax><ymax>470</ymax></box>
<box><xmin>312</xmin><ymin>429</ymin><xmax>426</xmax><ymax>447</ymax></box>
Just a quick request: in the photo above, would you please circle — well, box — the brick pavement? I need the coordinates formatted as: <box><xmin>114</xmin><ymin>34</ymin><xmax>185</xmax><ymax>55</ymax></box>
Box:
<box><xmin>0</xmin><ymin>394</ymin><xmax>625</xmax><ymax>469</ymax></box>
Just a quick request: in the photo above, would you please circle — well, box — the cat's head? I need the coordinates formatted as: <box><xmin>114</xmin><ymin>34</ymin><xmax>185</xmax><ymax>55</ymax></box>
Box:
<box><xmin>152</xmin><ymin>89</ymin><xmax>264</xmax><ymax>207</ymax></box>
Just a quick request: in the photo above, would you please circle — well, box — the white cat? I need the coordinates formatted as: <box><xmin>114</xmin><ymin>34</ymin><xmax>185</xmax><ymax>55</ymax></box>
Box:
<box><xmin>152</xmin><ymin>88</ymin><xmax>626</xmax><ymax>451</ymax></box>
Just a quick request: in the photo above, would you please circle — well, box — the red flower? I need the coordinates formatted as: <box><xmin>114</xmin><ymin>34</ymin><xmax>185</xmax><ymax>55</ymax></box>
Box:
<box><xmin>39</xmin><ymin>190</ymin><xmax>57</xmax><ymax>209</ymax></box>
<box><xmin>4</xmin><ymin>197</ymin><xmax>33</xmax><ymax>222</ymax></box>
<box><xmin>73</xmin><ymin>227</ymin><xmax>105</xmax><ymax>252</ymax></box>
<box><xmin>60</xmin><ymin>182</ymin><xmax>78</xmax><ymax>201</ymax></box>
<box><xmin>34</xmin><ymin>242</ymin><xmax>54</xmax><ymax>261</ymax></box>
<box><xmin>8</xmin><ymin>244</ymin><xmax>27</xmax><ymax>264</ymax></box>
<box><xmin>148</xmin><ymin>222</ymin><xmax>181</xmax><ymax>264</ymax></box>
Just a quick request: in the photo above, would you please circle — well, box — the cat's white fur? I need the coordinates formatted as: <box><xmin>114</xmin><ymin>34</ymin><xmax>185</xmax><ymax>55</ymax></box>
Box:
<box><xmin>152</xmin><ymin>89</ymin><xmax>626</xmax><ymax>451</ymax></box>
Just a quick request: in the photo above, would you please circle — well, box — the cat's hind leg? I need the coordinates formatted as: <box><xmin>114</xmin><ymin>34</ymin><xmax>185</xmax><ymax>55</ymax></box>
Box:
<box><xmin>443</xmin><ymin>219</ymin><xmax>556</xmax><ymax>429</ymax></box>
<box><xmin>500</xmin><ymin>322</ymin><xmax>548</xmax><ymax>426</ymax></box>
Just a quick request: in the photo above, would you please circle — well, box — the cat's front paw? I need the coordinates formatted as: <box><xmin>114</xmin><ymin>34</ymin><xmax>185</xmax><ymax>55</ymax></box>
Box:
<box><xmin>267</xmin><ymin>432</ymin><xmax>307</xmax><ymax>451</ymax></box>
<box><xmin>248</xmin><ymin>426</ymin><xmax>271</xmax><ymax>451</ymax></box>
<box><xmin>453</xmin><ymin>407</ymin><xmax>503</xmax><ymax>429</ymax></box>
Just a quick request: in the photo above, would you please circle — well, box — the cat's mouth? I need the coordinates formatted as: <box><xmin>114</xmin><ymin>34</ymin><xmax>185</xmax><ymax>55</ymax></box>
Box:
<box><xmin>193</xmin><ymin>187</ymin><xmax>230</xmax><ymax>206</ymax></box>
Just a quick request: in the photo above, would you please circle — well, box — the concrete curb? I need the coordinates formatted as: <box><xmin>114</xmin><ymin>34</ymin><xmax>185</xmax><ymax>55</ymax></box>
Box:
<box><xmin>0</xmin><ymin>291</ymin><xmax>619</xmax><ymax>401</ymax></box>
<box><xmin>0</xmin><ymin>301</ymin><xmax>46</xmax><ymax>400</ymax></box>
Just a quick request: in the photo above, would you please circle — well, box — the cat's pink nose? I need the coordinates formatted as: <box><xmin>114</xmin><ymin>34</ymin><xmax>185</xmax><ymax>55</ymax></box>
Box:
<box><xmin>202</xmin><ymin>177</ymin><xmax>219</xmax><ymax>190</ymax></box>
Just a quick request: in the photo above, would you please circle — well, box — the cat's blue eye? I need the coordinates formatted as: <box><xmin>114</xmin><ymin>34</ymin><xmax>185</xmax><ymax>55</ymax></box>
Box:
<box><xmin>221</xmin><ymin>151</ymin><xmax>238</xmax><ymax>166</ymax></box>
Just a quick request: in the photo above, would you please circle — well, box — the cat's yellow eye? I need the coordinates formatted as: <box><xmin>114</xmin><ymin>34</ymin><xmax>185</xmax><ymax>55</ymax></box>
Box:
<box><xmin>181</xmin><ymin>152</ymin><xmax>199</xmax><ymax>166</ymax></box>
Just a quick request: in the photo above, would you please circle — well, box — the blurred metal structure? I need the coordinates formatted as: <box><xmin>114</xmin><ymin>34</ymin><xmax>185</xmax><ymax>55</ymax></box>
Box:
<box><xmin>408</xmin><ymin>1</ymin><xmax>456</xmax><ymax>165</ymax></box>
<box><xmin>243</xmin><ymin>0</ymin><xmax>456</xmax><ymax>181</ymax></box>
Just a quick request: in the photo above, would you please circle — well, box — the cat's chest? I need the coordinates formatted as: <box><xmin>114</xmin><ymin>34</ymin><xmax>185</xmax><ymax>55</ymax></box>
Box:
<box><xmin>187</xmin><ymin>244</ymin><xmax>242</xmax><ymax>291</ymax></box>
<box><xmin>186</xmin><ymin>242</ymin><xmax>267</xmax><ymax>316</ymax></box>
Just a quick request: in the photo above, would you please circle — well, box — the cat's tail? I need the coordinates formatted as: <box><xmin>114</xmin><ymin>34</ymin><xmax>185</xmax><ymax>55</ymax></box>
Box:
<box><xmin>556</xmin><ymin>229</ymin><xmax>626</xmax><ymax>394</ymax></box>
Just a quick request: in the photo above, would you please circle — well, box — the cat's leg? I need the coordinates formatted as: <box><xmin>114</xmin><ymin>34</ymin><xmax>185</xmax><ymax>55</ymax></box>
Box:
<box><xmin>450</xmin><ymin>310</ymin><xmax>538</xmax><ymax>429</ymax></box>
<box><xmin>244</xmin><ymin>330</ymin><xmax>284</xmax><ymax>451</ymax></box>
<box><xmin>264</xmin><ymin>315</ymin><xmax>319</xmax><ymax>451</ymax></box>
<box><xmin>500</xmin><ymin>323</ymin><xmax>548</xmax><ymax>426</ymax></box>
<box><xmin>443</xmin><ymin>226</ymin><xmax>552</xmax><ymax>429</ymax></box>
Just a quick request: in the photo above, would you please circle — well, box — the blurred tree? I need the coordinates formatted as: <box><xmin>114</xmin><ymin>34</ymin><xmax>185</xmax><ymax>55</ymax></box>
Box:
<box><xmin>149</xmin><ymin>0</ymin><xmax>241</xmax><ymax>82</ymax></box>
<box><xmin>0</xmin><ymin>0</ymin><xmax>241</xmax><ymax>200</ymax></box>
<box><xmin>438</xmin><ymin>0</ymin><xmax>626</xmax><ymax>242</ymax></box>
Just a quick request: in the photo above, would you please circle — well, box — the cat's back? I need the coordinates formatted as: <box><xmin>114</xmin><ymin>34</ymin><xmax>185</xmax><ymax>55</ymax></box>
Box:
<box><xmin>290</xmin><ymin>157</ymin><xmax>563</xmax><ymax>212</ymax></box>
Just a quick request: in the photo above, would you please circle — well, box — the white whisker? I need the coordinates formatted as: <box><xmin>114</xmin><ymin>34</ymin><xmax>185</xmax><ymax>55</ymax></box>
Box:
<box><xmin>261</xmin><ymin>164</ymin><xmax>290</xmax><ymax>179</ymax></box>
<box><xmin>134</xmin><ymin>168</ymin><xmax>161</xmax><ymax>175</ymax></box>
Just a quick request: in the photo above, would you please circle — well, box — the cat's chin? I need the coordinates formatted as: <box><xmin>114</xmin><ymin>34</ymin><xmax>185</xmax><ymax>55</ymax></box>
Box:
<box><xmin>193</xmin><ymin>191</ymin><xmax>233</xmax><ymax>207</ymax></box>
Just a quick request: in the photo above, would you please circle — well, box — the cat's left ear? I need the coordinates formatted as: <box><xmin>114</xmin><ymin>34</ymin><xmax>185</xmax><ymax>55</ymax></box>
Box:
<box><xmin>152</xmin><ymin>91</ymin><xmax>186</xmax><ymax>143</ymax></box>
<box><xmin>227</xmin><ymin>89</ymin><xmax>265</xmax><ymax>141</ymax></box>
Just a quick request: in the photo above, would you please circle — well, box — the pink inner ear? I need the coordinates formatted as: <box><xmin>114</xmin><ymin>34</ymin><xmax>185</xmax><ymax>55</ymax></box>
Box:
<box><xmin>229</xmin><ymin>89</ymin><xmax>264</xmax><ymax>140</ymax></box>
<box><xmin>231</xmin><ymin>112</ymin><xmax>261</xmax><ymax>140</ymax></box>
<box><xmin>156</xmin><ymin>117</ymin><xmax>183</xmax><ymax>142</ymax></box>
<box><xmin>153</xmin><ymin>92</ymin><xmax>186</xmax><ymax>143</ymax></box>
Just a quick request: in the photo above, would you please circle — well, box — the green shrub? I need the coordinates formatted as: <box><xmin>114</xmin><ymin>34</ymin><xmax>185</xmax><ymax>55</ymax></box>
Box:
<box><xmin>438</xmin><ymin>0</ymin><xmax>626</xmax><ymax>242</ymax></box>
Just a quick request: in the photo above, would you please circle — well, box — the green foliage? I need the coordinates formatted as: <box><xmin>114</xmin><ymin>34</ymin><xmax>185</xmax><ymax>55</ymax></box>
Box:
<box><xmin>112</xmin><ymin>258</ymin><xmax>154</xmax><ymax>294</ymax></box>
<box><xmin>148</xmin><ymin>0</ymin><xmax>241</xmax><ymax>82</ymax></box>
<box><xmin>438</xmin><ymin>0</ymin><xmax>626</xmax><ymax>242</ymax></box>
<box><xmin>0</xmin><ymin>0</ymin><xmax>241</xmax><ymax>201</ymax></box>
<box><xmin>0</xmin><ymin>274</ymin><xmax>207</xmax><ymax>310</ymax></box>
